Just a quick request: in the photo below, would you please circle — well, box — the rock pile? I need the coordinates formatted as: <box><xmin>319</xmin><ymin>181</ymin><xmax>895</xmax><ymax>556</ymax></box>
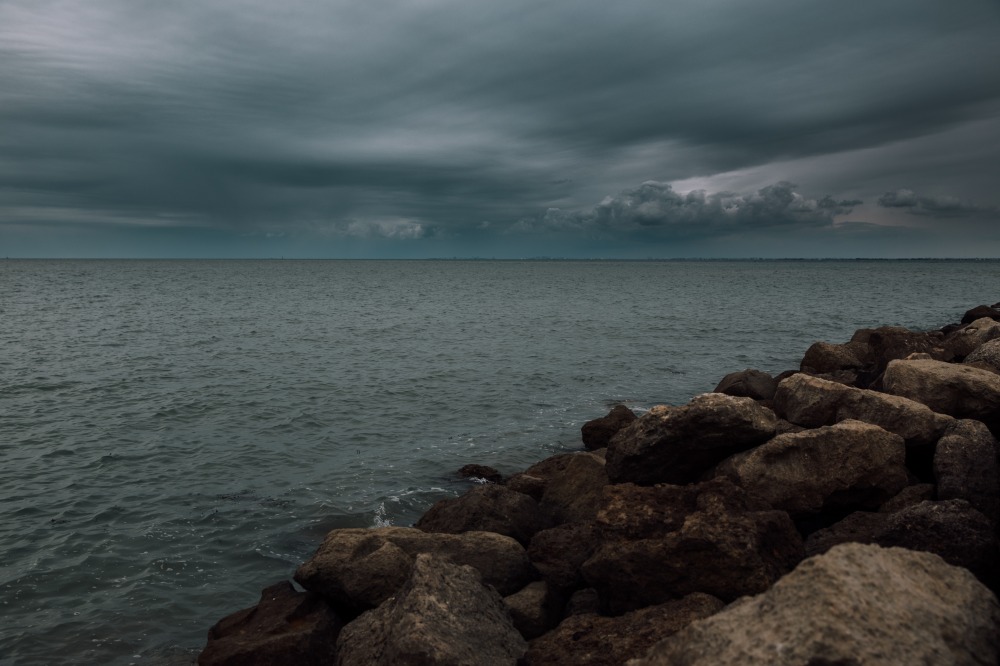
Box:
<box><xmin>199</xmin><ymin>303</ymin><xmax>1000</xmax><ymax>665</ymax></box>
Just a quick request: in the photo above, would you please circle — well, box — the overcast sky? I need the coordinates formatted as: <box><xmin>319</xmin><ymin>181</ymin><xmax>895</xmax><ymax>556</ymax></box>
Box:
<box><xmin>2</xmin><ymin>0</ymin><xmax>999</xmax><ymax>258</ymax></box>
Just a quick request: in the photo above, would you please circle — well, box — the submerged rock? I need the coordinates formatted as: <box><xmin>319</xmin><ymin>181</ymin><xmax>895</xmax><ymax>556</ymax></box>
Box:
<box><xmin>581</xmin><ymin>405</ymin><xmax>637</xmax><ymax>450</ymax></box>
<box><xmin>457</xmin><ymin>463</ymin><xmax>503</xmax><ymax>484</ymax></box>
<box><xmin>632</xmin><ymin>543</ymin><xmax>1000</xmax><ymax>666</ymax></box>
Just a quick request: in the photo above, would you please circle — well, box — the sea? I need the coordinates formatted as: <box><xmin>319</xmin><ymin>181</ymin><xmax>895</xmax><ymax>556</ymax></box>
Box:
<box><xmin>1</xmin><ymin>258</ymin><xmax>997</xmax><ymax>665</ymax></box>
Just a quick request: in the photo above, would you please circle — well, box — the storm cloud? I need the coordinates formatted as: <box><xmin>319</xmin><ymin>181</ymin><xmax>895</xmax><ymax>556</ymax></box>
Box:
<box><xmin>1</xmin><ymin>0</ymin><xmax>999</xmax><ymax>256</ymax></box>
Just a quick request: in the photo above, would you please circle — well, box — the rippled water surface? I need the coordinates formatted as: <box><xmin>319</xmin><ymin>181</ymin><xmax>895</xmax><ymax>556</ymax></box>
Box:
<box><xmin>1</xmin><ymin>259</ymin><xmax>997</xmax><ymax>664</ymax></box>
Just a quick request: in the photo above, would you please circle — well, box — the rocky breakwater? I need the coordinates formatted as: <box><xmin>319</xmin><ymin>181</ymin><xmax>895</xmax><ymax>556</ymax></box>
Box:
<box><xmin>198</xmin><ymin>303</ymin><xmax>1000</xmax><ymax>666</ymax></box>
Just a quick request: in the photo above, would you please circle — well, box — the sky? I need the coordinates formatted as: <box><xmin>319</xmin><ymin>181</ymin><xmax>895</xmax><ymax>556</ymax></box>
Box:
<box><xmin>2</xmin><ymin>0</ymin><xmax>1000</xmax><ymax>258</ymax></box>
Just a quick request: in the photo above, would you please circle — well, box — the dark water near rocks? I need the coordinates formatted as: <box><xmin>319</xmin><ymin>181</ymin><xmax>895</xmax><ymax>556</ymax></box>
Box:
<box><xmin>1</xmin><ymin>259</ymin><xmax>997</xmax><ymax>665</ymax></box>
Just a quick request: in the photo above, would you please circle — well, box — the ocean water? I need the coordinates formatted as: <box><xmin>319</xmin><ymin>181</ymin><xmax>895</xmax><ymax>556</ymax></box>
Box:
<box><xmin>1</xmin><ymin>259</ymin><xmax>997</xmax><ymax>665</ymax></box>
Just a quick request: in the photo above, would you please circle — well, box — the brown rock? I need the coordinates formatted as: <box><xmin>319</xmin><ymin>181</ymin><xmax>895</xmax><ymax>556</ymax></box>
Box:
<box><xmin>878</xmin><ymin>483</ymin><xmax>935</xmax><ymax>513</ymax></box>
<box><xmin>295</xmin><ymin>527</ymin><xmax>533</xmax><ymax>613</ymax></box>
<box><xmin>606</xmin><ymin>394</ymin><xmax>776</xmax><ymax>486</ymax></box>
<box><xmin>503</xmin><ymin>581</ymin><xmax>564</xmax><ymax>640</ymax></box>
<box><xmin>883</xmin><ymin>358</ymin><xmax>1000</xmax><ymax>430</ymax></box>
<box><xmin>504</xmin><ymin>473</ymin><xmax>546</xmax><ymax>501</ymax></box>
<box><xmin>632</xmin><ymin>543</ymin><xmax>1000</xmax><ymax>666</ymax></box>
<box><xmin>564</xmin><ymin>588</ymin><xmax>601</xmax><ymax>616</ymax></box>
<box><xmin>799</xmin><ymin>340</ymin><xmax>870</xmax><ymax>375</ymax></box>
<box><xmin>935</xmin><ymin>419</ymin><xmax>1000</xmax><ymax>526</ymax></box>
<box><xmin>199</xmin><ymin>581</ymin><xmax>342</xmax><ymax>666</ymax></box>
<box><xmin>539</xmin><ymin>453</ymin><xmax>609</xmax><ymax>525</ymax></box>
<box><xmin>523</xmin><ymin>594</ymin><xmax>724</xmax><ymax>666</ymax></box>
<box><xmin>943</xmin><ymin>317</ymin><xmax>1000</xmax><ymax>359</ymax></box>
<box><xmin>335</xmin><ymin>553</ymin><xmax>527</xmax><ymax>666</ymax></box>
<box><xmin>457</xmin><ymin>464</ymin><xmax>503</xmax><ymax>484</ymax></box>
<box><xmin>504</xmin><ymin>453</ymin><xmax>583</xmax><ymax>501</ymax></box>
<box><xmin>715</xmin><ymin>420</ymin><xmax>908</xmax><ymax>517</ymax></box>
<box><xmin>416</xmin><ymin>484</ymin><xmax>548</xmax><ymax>546</ymax></box>
<box><xmin>713</xmin><ymin>369</ymin><xmax>779</xmax><ymax>401</ymax></box>
<box><xmin>528</xmin><ymin>522</ymin><xmax>600</xmax><ymax>592</ymax></box>
<box><xmin>857</xmin><ymin>325</ymin><xmax>951</xmax><ymax>375</ymax></box>
<box><xmin>581</xmin><ymin>405</ymin><xmax>637</xmax><ymax>450</ymax></box>
<box><xmin>962</xmin><ymin>304</ymin><xmax>1000</xmax><ymax>324</ymax></box>
<box><xmin>965</xmin><ymin>338</ymin><xmax>1000</xmax><ymax>374</ymax></box>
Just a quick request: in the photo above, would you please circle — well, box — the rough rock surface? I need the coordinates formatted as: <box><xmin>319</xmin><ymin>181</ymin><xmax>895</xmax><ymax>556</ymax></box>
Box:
<box><xmin>962</xmin><ymin>304</ymin><xmax>1000</xmax><ymax>324</ymax></box>
<box><xmin>944</xmin><ymin>317</ymin><xmax>1000</xmax><ymax>358</ymax></box>
<box><xmin>855</xmin><ymin>325</ymin><xmax>951</xmax><ymax>375</ymax></box>
<box><xmin>935</xmin><ymin>419</ymin><xmax>1000</xmax><ymax>525</ymax></box>
<box><xmin>799</xmin><ymin>340</ymin><xmax>870</xmax><ymax>375</ymax></box>
<box><xmin>503</xmin><ymin>581</ymin><xmax>563</xmax><ymax>640</ymax></box>
<box><xmin>713</xmin><ymin>369</ymin><xmax>778</xmax><ymax>401</ymax></box>
<box><xmin>538</xmin><ymin>453</ymin><xmax>609</xmax><ymax>524</ymax></box>
<box><xmin>715</xmin><ymin>420</ymin><xmax>908</xmax><ymax>516</ymax></box>
<box><xmin>523</xmin><ymin>594</ymin><xmax>724</xmax><ymax>666</ymax></box>
<box><xmin>882</xmin><ymin>358</ymin><xmax>1000</xmax><ymax>428</ymax></box>
<box><xmin>632</xmin><ymin>543</ymin><xmax>1000</xmax><ymax>666</ymax></box>
<box><xmin>335</xmin><ymin>554</ymin><xmax>527</xmax><ymax>666</ymax></box>
<box><xmin>966</xmin><ymin>338</ymin><xmax>1000</xmax><ymax>374</ymax></box>
<box><xmin>606</xmin><ymin>394</ymin><xmax>776</xmax><ymax>486</ymax></box>
<box><xmin>581</xmin><ymin>405</ymin><xmax>637</xmax><ymax>450</ymax></box>
<box><xmin>199</xmin><ymin>581</ymin><xmax>342</xmax><ymax>666</ymax></box>
<box><xmin>878</xmin><ymin>483</ymin><xmax>935</xmax><ymax>513</ymax></box>
<box><xmin>295</xmin><ymin>527</ymin><xmax>532</xmax><ymax>613</ymax></box>
<box><xmin>581</xmin><ymin>479</ymin><xmax>803</xmax><ymax>612</ymax></box>
<box><xmin>504</xmin><ymin>453</ymin><xmax>581</xmax><ymax>501</ymax></box>
<box><xmin>803</xmin><ymin>500</ymin><xmax>999</xmax><ymax>589</ymax></box>
<box><xmin>416</xmin><ymin>483</ymin><xmax>548</xmax><ymax>545</ymax></box>
<box><xmin>528</xmin><ymin>522</ymin><xmax>599</xmax><ymax>592</ymax></box>
<box><xmin>773</xmin><ymin>373</ymin><xmax>953</xmax><ymax>447</ymax></box>
<box><xmin>457</xmin><ymin>464</ymin><xmax>503</xmax><ymax>484</ymax></box>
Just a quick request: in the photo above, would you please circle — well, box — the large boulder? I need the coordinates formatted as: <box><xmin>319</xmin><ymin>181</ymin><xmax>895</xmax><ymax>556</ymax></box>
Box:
<box><xmin>538</xmin><ymin>452</ymin><xmax>609</xmax><ymax>525</ymax></box>
<box><xmin>199</xmin><ymin>581</ymin><xmax>342</xmax><ymax>666</ymax></box>
<box><xmin>632</xmin><ymin>543</ymin><xmax>1000</xmax><ymax>666</ymax></box>
<box><xmin>799</xmin><ymin>341</ymin><xmax>870</xmax><ymax>375</ymax></box>
<box><xmin>415</xmin><ymin>484</ymin><xmax>548</xmax><ymax>546</ymax></box>
<box><xmin>581</xmin><ymin>479</ymin><xmax>803</xmax><ymax>612</ymax></box>
<box><xmin>803</xmin><ymin>500</ymin><xmax>999</xmax><ymax>590</ymax></box>
<box><xmin>581</xmin><ymin>405</ymin><xmax>637</xmax><ymax>450</ymax></box>
<box><xmin>943</xmin><ymin>317</ymin><xmax>1000</xmax><ymax>359</ymax></box>
<box><xmin>962</xmin><ymin>304</ymin><xmax>1000</xmax><ymax>324</ymax></box>
<box><xmin>295</xmin><ymin>527</ymin><xmax>533</xmax><ymax>613</ymax></box>
<box><xmin>712</xmin><ymin>369</ymin><xmax>779</xmax><ymax>401</ymax></box>
<box><xmin>523</xmin><ymin>593</ymin><xmax>724</xmax><ymax>666</ymax></box>
<box><xmin>854</xmin><ymin>325</ymin><xmax>950</xmax><ymax>376</ymax></box>
<box><xmin>606</xmin><ymin>394</ymin><xmax>777</xmax><ymax>486</ymax></box>
<box><xmin>715</xmin><ymin>420</ymin><xmax>908</xmax><ymax>517</ymax></box>
<box><xmin>528</xmin><ymin>521</ymin><xmax>600</xmax><ymax>592</ymax></box>
<box><xmin>335</xmin><ymin>553</ymin><xmax>527</xmax><ymax>666</ymax></box>
<box><xmin>882</xmin><ymin>358</ymin><xmax>1000</xmax><ymax>429</ymax></box>
<box><xmin>935</xmin><ymin>419</ymin><xmax>1000</xmax><ymax>526</ymax></box>
<box><xmin>505</xmin><ymin>453</ymin><xmax>583</xmax><ymax>501</ymax></box>
<box><xmin>773</xmin><ymin>373</ymin><xmax>953</xmax><ymax>447</ymax></box>
<box><xmin>965</xmin><ymin>338</ymin><xmax>1000</xmax><ymax>374</ymax></box>
<box><xmin>503</xmin><ymin>581</ymin><xmax>564</xmax><ymax>640</ymax></box>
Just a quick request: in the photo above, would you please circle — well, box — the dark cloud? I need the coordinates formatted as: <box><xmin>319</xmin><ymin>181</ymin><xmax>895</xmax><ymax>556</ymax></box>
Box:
<box><xmin>877</xmin><ymin>189</ymin><xmax>1000</xmax><ymax>218</ymax></box>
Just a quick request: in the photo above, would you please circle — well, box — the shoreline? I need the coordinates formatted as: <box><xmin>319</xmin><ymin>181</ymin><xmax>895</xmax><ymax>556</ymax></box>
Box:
<box><xmin>199</xmin><ymin>302</ymin><xmax>1000</xmax><ymax>665</ymax></box>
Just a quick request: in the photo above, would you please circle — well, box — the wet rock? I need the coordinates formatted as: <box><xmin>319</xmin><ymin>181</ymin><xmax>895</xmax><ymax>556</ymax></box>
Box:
<box><xmin>715</xmin><ymin>420</ymin><xmax>908</xmax><ymax>517</ymax></box>
<box><xmin>503</xmin><ymin>581</ymin><xmax>564</xmax><ymax>640</ymax></box>
<box><xmin>965</xmin><ymin>338</ymin><xmax>1000</xmax><ymax>374</ymax></box>
<box><xmin>943</xmin><ymin>317</ymin><xmax>1000</xmax><ymax>359</ymax></box>
<box><xmin>581</xmin><ymin>479</ymin><xmax>803</xmax><ymax>612</ymax></box>
<box><xmin>539</xmin><ymin>452</ymin><xmax>609</xmax><ymax>525</ymax></box>
<box><xmin>878</xmin><ymin>483</ymin><xmax>935</xmax><ymax>513</ymax></box>
<box><xmin>457</xmin><ymin>464</ymin><xmax>503</xmax><ymax>484</ymax></box>
<box><xmin>199</xmin><ymin>581</ymin><xmax>342</xmax><ymax>666</ymax></box>
<box><xmin>803</xmin><ymin>499</ymin><xmax>999</xmax><ymax>589</ymax></box>
<box><xmin>633</xmin><ymin>543</ymin><xmax>1000</xmax><ymax>666</ymax></box>
<box><xmin>528</xmin><ymin>522</ymin><xmax>599</xmax><ymax>592</ymax></box>
<box><xmin>606</xmin><ymin>394</ymin><xmax>776</xmax><ymax>486</ymax></box>
<box><xmin>295</xmin><ymin>527</ymin><xmax>532</xmax><ymax>613</ymax></box>
<box><xmin>883</xmin><ymin>358</ymin><xmax>1000</xmax><ymax>430</ymax></box>
<box><xmin>773</xmin><ymin>373</ymin><xmax>953</xmax><ymax>447</ymax></box>
<box><xmin>935</xmin><ymin>420</ymin><xmax>1000</xmax><ymax>525</ymax></box>
<box><xmin>416</xmin><ymin>483</ymin><xmax>548</xmax><ymax>546</ymax></box>
<box><xmin>335</xmin><ymin>553</ymin><xmax>527</xmax><ymax>666</ymax></box>
<box><xmin>962</xmin><ymin>304</ymin><xmax>1000</xmax><ymax>324</ymax></box>
<box><xmin>799</xmin><ymin>340</ymin><xmax>871</xmax><ymax>375</ymax></box>
<box><xmin>713</xmin><ymin>369</ymin><xmax>779</xmax><ymax>401</ymax></box>
<box><xmin>524</xmin><ymin>593</ymin><xmax>724</xmax><ymax>666</ymax></box>
<box><xmin>581</xmin><ymin>405</ymin><xmax>637</xmax><ymax>450</ymax></box>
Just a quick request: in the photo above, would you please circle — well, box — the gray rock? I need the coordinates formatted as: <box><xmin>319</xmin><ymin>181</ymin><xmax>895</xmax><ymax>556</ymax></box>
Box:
<box><xmin>632</xmin><ymin>543</ymin><xmax>1000</xmax><ymax>666</ymax></box>
<box><xmin>581</xmin><ymin>405</ymin><xmax>637</xmax><ymax>450</ymax></box>
<box><xmin>295</xmin><ymin>527</ymin><xmax>532</xmax><ymax>613</ymax></box>
<box><xmin>882</xmin><ymin>358</ymin><xmax>1000</xmax><ymax>430</ymax></box>
<box><xmin>606</xmin><ymin>393</ymin><xmax>776</xmax><ymax>486</ymax></box>
<box><xmin>335</xmin><ymin>553</ymin><xmax>527</xmax><ymax>666</ymax></box>
<box><xmin>935</xmin><ymin>419</ymin><xmax>1000</xmax><ymax>526</ymax></box>
<box><xmin>416</xmin><ymin>483</ymin><xmax>548</xmax><ymax>546</ymax></box>
<box><xmin>713</xmin><ymin>369</ymin><xmax>778</xmax><ymax>401</ymax></box>
<box><xmin>715</xmin><ymin>420</ymin><xmax>908</xmax><ymax>516</ymax></box>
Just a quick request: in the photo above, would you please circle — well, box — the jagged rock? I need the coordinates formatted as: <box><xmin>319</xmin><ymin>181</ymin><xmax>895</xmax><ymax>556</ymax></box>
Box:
<box><xmin>504</xmin><ymin>453</ymin><xmax>581</xmax><ymax>501</ymax></box>
<box><xmin>773</xmin><ymin>373</ymin><xmax>954</xmax><ymax>447</ymax></box>
<box><xmin>606</xmin><ymin>394</ymin><xmax>776</xmax><ymax>486</ymax></box>
<box><xmin>504</xmin><ymin>473</ymin><xmax>546</xmax><ymax>501</ymax></box>
<box><xmin>715</xmin><ymin>420</ymin><xmax>908</xmax><ymax>516</ymax></box>
<box><xmin>503</xmin><ymin>581</ymin><xmax>564</xmax><ymax>640</ymax></box>
<box><xmin>935</xmin><ymin>420</ymin><xmax>1000</xmax><ymax>525</ymax></box>
<box><xmin>581</xmin><ymin>479</ymin><xmax>803</xmax><ymax>612</ymax></box>
<box><xmin>335</xmin><ymin>553</ymin><xmax>527</xmax><ymax>666</ymax></box>
<box><xmin>773</xmin><ymin>418</ymin><xmax>805</xmax><ymax>435</ymax></box>
<box><xmin>199</xmin><ymin>581</ymin><xmax>342</xmax><ymax>666</ymax></box>
<box><xmin>564</xmin><ymin>588</ymin><xmax>601</xmax><ymax>616</ymax></box>
<box><xmin>528</xmin><ymin>522</ymin><xmax>599</xmax><ymax>592</ymax></box>
<box><xmin>883</xmin><ymin>358</ymin><xmax>1000</xmax><ymax>429</ymax></box>
<box><xmin>966</xmin><ymin>338</ymin><xmax>1000</xmax><ymax>374</ymax></box>
<box><xmin>632</xmin><ymin>543</ymin><xmax>1000</xmax><ymax>666</ymax></box>
<box><xmin>879</xmin><ymin>483</ymin><xmax>935</xmax><ymax>513</ymax></box>
<box><xmin>713</xmin><ymin>369</ymin><xmax>779</xmax><ymax>401</ymax></box>
<box><xmin>416</xmin><ymin>484</ymin><xmax>548</xmax><ymax>546</ymax></box>
<box><xmin>539</xmin><ymin>452</ymin><xmax>609</xmax><ymax>524</ymax></box>
<box><xmin>295</xmin><ymin>527</ymin><xmax>532</xmax><ymax>613</ymax></box>
<box><xmin>457</xmin><ymin>464</ymin><xmax>503</xmax><ymax>484</ymax></box>
<box><xmin>803</xmin><ymin>499</ymin><xmax>999</xmax><ymax>589</ymax></box>
<box><xmin>962</xmin><ymin>304</ymin><xmax>1000</xmax><ymax>324</ymax></box>
<box><xmin>524</xmin><ymin>594</ymin><xmax>724</xmax><ymax>666</ymax></box>
<box><xmin>943</xmin><ymin>317</ymin><xmax>1000</xmax><ymax>359</ymax></box>
<box><xmin>800</xmin><ymin>341</ymin><xmax>871</xmax><ymax>375</ymax></box>
<box><xmin>582</xmin><ymin>405</ymin><xmax>637</xmax><ymax>450</ymax></box>
<box><xmin>855</xmin><ymin>325</ymin><xmax>951</xmax><ymax>375</ymax></box>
